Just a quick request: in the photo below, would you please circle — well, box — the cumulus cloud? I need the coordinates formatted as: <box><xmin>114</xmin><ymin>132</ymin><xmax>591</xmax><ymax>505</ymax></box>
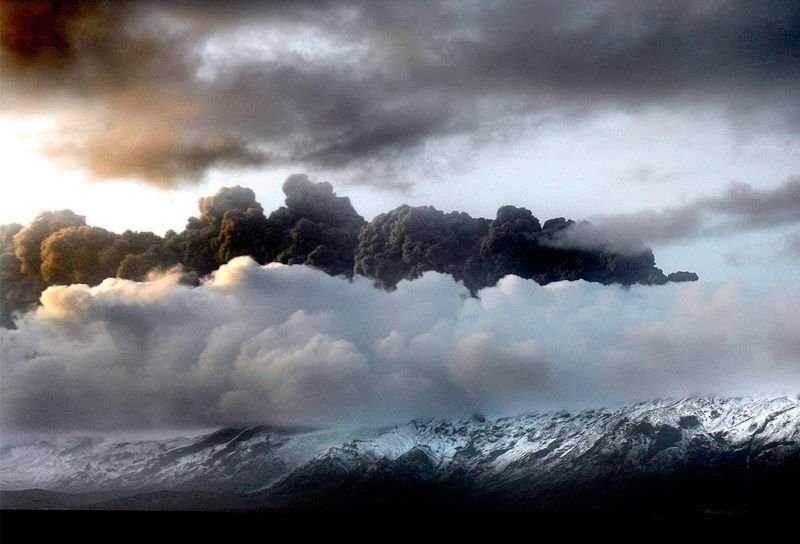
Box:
<box><xmin>2</xmin><ymin>1</ymin><xmax>798</xmax><ymax>186</ymax></box>
<box><xmin>2</xmin><ymin>258</ymin><xmax>798</xmax><ymax>432</ymax></box>
<box><xmin>446</xmin><ymin>333</ymin><xmax>549</xmax><ymax>400</ymax></box>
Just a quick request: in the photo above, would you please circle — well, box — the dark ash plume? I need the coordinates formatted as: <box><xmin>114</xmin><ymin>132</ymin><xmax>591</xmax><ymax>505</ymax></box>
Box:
<box><xmin>667</xmin><ymin>271</ymin><xmax>699</xmax><ymax>283</ymax></box>
<box><xmin>354</xmin><ymin>205</ymin><xmax>489</xmax><ymax>290</ymax></box>
<box><xmin>0</xmin><ymin>223</ymin><xmax>35</xmax><ymax>328</ymax></box>
<box><xmin>269</xmin><ymin>174</ymin><xmax>366</xmax><ymax>277</ymax></box>
<box><xmin>355</xmin><ymin>204</ymin><xmax>672</xmax><ymax>293</ymax></box>
<box><xmin>1</xmin><ymin>176</ymin><xmax>693</xmax><ymax>328</ymax></box>
<box><xmin>13</xmin><ymin>209</ymin><xmax>86</xmax><ymax>286</ymax></box>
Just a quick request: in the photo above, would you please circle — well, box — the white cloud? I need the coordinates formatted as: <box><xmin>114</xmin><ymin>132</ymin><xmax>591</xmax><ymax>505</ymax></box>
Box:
<box><xmin>2</xmin><ymin>257</ymin><xmax>799</xmax><ymax>431</ymax></box>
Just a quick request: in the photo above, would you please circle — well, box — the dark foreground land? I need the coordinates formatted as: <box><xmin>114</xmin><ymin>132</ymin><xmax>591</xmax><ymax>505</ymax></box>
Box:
<box><xmin>0</xmin><ymin>508</ymin><xmax>791</xmax><ymax>541</ymax></box>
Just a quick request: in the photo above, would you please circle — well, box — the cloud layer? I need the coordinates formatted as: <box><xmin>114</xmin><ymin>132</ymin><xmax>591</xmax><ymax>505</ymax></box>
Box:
<box><xmin>2</xmin><ymin>258</ymin><xmax>798</xmax><ymax>432</ymax></box>
<box><xmin>2</xmin><ymin>0</ymin><xmax>798</xmax><ymax>186</ymax></box>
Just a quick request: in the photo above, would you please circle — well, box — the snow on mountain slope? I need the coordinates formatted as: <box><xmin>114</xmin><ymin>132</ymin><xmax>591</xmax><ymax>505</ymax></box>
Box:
<box><xmin>265</xmin><ymin>396</ymin><xmax>800</xmax><ymax>507</ymax></box>
<box><xmin>0</xmin><ymin>426</ymin><xmax>376</xmax><ymax>493</ymax></box>
<box><xmin>2</xmin><ymin>396</ymin><xmax>798</xmax><ymax>503</ymax></box>
<box><xmin>296</xmin><ymin>396</ymin><xmax>800</xmax><ymax>475</ymax></box>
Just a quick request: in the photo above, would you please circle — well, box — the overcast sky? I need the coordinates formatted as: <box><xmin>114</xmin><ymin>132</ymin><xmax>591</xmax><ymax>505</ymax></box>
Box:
<box><xmin>1</xmin><ymin>1</ymin><xmax>799</xmax><ymax>431</ymax></box>
<box><xmin>1</xmin><ymin>1</ymin><xmax>798</xmax><ymax>288</ymax></box>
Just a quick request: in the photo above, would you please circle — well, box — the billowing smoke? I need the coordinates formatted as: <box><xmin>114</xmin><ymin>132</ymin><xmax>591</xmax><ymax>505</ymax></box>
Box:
<box><xmin>3</xmin><ymin>1</ymin><xmax>798</xmax><ymax>186</ymax></box>
<box><xmin>355</xmin><ymin>204</ymin><xmax>672</xmax><ymax>292</ymax></box>
<box><xmin>0</xmin><ymin>177</ymin><xmax>688</xmax><ymax>328</ymax></box>
<box><xmin>0</xmin><ymin>223</ymin><xmax>35</xmax><ymax>329</ymax></box>
<box><xmin>270</xmin><ymin>174</ymin><xmax>366</xmax><ymax>276</ymax></box>
<box><xmin>355</xmin><ymin>205</ymin><xmax>490</xmax><ymax>290</ymax></box>
<box><xmin>39</xmin><ymin>226</ymin><xmax>123</xmax><ymax>286</ymax></box>
<box><xmin>1</xmin><ymin>211</ymin><xmax>86</xmax><ymax>327</ymax></box>
<box><xmin>1</xmin><ymin>259</ymin><xmax>797</xmax><ymax>431</ymax></box>
<box><xmin>12</xmin><ymin>210</ymin><xmax>86</xmax><ymax>286</ymax></box>
<box><xmin>1</xmin><ymin>210</ymin><xmax>168</xmax><ymax>328</ymax></box>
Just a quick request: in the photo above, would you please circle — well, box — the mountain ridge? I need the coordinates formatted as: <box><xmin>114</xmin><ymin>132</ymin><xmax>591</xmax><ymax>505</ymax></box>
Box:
<box><xmin>2</xmin><ymin>395</ymin><xmax>798</xmax><ymax>512</ymax></box>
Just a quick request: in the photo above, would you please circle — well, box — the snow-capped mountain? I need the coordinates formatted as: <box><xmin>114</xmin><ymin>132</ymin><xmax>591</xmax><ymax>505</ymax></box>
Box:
<box><xmin>0</xmin><ymin>426</ymin><xmax>376</xmax><ymax>494</ymax></box>
<box><xmin>2</xmin><ymin>396</ymin><xmax>799</xmax><ymax>512</ymax></box>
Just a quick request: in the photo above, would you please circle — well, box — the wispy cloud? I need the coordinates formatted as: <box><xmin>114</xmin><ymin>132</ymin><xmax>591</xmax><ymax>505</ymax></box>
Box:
<box><xmin>553</xmin><ymin>177</ymin><xmax>800</xmax><ymax>251</ymax></box>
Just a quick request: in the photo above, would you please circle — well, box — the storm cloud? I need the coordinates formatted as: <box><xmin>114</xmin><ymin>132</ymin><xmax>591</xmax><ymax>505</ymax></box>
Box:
<box><xmin>1</xmin><ymin>258</ymin><xmax>798</xmax><ymax>432</ymax></box>
<box><xmin>2</xmin><ymin>0</ymin><xmax>798</xmax><ymax>186</ymax></box>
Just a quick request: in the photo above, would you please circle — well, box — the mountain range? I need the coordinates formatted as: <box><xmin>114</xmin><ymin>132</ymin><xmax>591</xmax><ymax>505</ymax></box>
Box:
<box><xmin>2</xmin><ymin>396</ymin><xmax>798</xmax><ymax>516</ymax></box>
